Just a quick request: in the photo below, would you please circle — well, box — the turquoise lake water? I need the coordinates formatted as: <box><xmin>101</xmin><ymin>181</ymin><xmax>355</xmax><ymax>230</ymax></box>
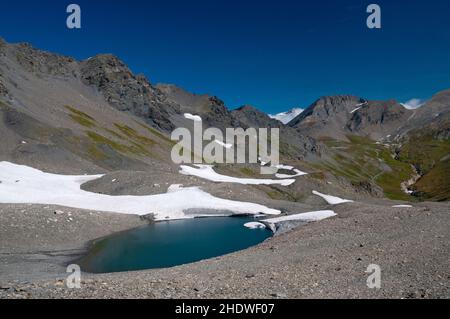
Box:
<box><xmin>79</xmin><ymin>216</ymin><xmax>272</xmax><ymax>273</ymax></box>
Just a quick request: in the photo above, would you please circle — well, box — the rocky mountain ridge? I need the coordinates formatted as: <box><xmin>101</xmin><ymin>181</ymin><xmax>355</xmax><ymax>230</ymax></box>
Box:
<box><xmin>0</xmin><ymin>38</ymin><xmax>449</xmax><ymax>201</ymax></box>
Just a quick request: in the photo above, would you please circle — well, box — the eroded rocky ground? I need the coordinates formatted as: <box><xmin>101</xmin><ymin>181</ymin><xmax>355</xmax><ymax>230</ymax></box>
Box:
<box><xmin>1</xmin><ymin>200</ymin><xmax>448</xmax><ymax>299</ymax></box>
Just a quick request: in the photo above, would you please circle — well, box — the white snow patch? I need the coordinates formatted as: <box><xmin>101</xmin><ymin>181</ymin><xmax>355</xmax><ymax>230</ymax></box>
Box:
<box><xmin>264</xmin><ymin>210</ymin><xmax>336</xmax><ymax>224</ymax></box>
<box><xmin>269</xmin><ymin>108</ymin><xmax>304</xmax><ymax>125</ymax></box>
<box><xmin>243</xmin><ymin>222</ymin><xmax>266</xmax><ymax>229</ymax></box>
<box><xmin>350</xmin><ymin>107</ymin><xmax>361</xmax><ymax>114</ymax></box>
<box><xmin>351</xmin><ymin>101</ymin><xmax>368</xmax><ymax>113</ymax></box>
<box><xmin>312</xmin><ymin>190</ymin><xmax>353</xmax><ymax>205</ymax></box>
<box><xmin>254</xmin><ymin>210</ymin><xmax>336</xmax><ymax>232</ymax></box>
<box><xmin>214</xmin><ymin>140</ymin><xmax>233</xmax><ymax>149</ymax></box>
<box><xmin>392</xmin><ymin>205</ymin><xmax>413</xmax><ymax>208</ymax></box>
<box><xmin>275</xmin><ymin>169</ymin><xmax>308</xmax><ymax>179</ymax></box>
<box><xmin>258</xmin><ymin>161</ymin><xmax>308</xmax><ymax>178</ymax></box>
<box><xmin>167</xmin><ymin>184</ymin><xmax>184</xmax><ymax>192</ymax></box>
<box><xmin>180</xmin><ymin>164</ymin><xmax>296</xmax><ymax>186</ymax></box>
<box><xmin>401</xmin><ymin>98</ymin><xmax>426</xmax><ymax>110</ymax></box>
<box><xmin>183</xmin><ymin>113</ymin><xmax>202</xmax><ymax>122</ymax></box>
<box><xmin>0</xmin><ymin>162</ymin><xmax>282</xmax><ymax>221</ymax></box>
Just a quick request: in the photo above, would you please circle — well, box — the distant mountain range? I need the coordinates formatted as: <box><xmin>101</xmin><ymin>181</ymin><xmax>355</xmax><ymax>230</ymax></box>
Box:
<box><xmin>0</xmin><ymin>38</ymin><xmax>448</xmax><ymax>201</ymax></box>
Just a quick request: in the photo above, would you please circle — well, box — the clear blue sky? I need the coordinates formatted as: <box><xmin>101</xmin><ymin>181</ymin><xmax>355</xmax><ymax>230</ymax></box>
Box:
<box><xmin>1</xmin><ymin>0</ymin><xmax>449</xmax><ymax>113</ymax></box>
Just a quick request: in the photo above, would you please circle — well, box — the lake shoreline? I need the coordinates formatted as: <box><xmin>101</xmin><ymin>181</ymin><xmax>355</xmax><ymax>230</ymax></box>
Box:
<box><xmin>78</xmin><ymin>216</ymin><xmax>273</xmax><ymax>274</ymax></box>
<box><xmin>0</xmin><ymin>206</ymin><xmax>279</xmax><ymax>283</ymax></box>
<box><xmin>0</xmin><ymin>203</ymin><xmax>148</xmax><ymax>283</ymax></box>
<box><xmin>1</xmin><ymin>200</ymin><xmax>449</xmax><ymax>298</ymax></box>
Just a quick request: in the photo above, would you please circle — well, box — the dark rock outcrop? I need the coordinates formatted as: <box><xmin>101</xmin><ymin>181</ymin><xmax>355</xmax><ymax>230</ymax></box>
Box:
<box><xmin>12</xmin><ymin>43</ymin><xmax>77</xmax><ymax>78</ymax></box>
<box><xmin>80</xmin><ymin>55</ymin><xmax>178</xmax><ymax>132</ymax></box>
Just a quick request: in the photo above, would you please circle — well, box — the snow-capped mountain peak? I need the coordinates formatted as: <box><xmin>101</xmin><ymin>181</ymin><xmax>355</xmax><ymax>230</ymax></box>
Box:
<box><xmin>269</xmin><ymin>108</ymin><xmax>304</xmax><ymax>124</ymax></box>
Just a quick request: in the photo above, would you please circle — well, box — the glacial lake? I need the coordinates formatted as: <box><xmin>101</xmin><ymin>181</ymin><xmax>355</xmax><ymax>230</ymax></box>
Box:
<box><xmin>79</xmin><ymin>216</ymin><xmax>272</xmax><ymax>273</ymax></box>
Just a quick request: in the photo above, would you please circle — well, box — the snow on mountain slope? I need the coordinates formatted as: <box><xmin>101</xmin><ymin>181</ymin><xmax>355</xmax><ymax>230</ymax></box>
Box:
<box><xmin>269</xmin><ymin>108</ymin><xmax>304</xmax><ymax>124</ymax></box>
<box><xmin>312</xmin><ymin>191</ymin><xmax>354</xmax><ymax>205</ymax></box>
<box><xmin>401</xmin><ymin>98</ymin><xmax>426</xmax><ymax>110</ymax></box>
<box><xmin>179</xmin><ymin>164</ymin><xmax>297</xmax><ymax>186</ymax></box>
<box><xmin>0</xmin><ymin>162</ymin><xmax>282</xmax><ymax>220</ymax></box>
<box><xmin>244</xmin><ymin>210</ymin><xmax>337</xmax><ymax>232</ymax></box>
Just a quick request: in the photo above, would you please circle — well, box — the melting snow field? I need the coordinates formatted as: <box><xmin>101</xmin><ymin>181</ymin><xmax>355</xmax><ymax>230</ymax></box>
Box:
<box><xmin>392</xmin><ymin>205</ymin><xmax>413</xmax><ymax>208</ymax></box>
<box><xmin>0</xmin><ymin>162</ymin><xmax>281</xmax><ymax>221</ymax></box>
<box><xmin>180</xmin><ymin>164</ymin><xmax>297</xmax><ymax>186</ymax></box>
<box><xmin>263</xmin><ymin>210</ymin><xmax>337</xmax><ymax>223</ymax></box>
<box><xmin>244</xmin><ymin>210</ymin><xmax>336</xmax><ymax>232</ymax></box>
<box><xmin>275</xmin><ymin>169</ymin><xmax>308</xmax><ymax>179</ymax></box>
<box><xmin>257</xmin><ymin>161</ymin><xmax>308</xmax><ymax>179</ymax></box>
<box><xmin>312</xmin><ymin>190</ymin><xmax>353</xmax><ymax>205</ymax></box>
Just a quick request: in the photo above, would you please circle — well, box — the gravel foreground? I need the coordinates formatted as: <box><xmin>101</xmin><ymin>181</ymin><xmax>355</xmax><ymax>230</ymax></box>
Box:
<box><xmin>0</xmin><ymin>201</ymin><xmax>449</xmax><ymax>299</ymax></box>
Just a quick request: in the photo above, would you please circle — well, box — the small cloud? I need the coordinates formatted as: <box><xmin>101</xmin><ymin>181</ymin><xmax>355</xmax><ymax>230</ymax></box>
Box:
<box><xmin>401</xmin><ymin>98</ymin><xmax>426</xmax><ymax>110</ymax></box>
